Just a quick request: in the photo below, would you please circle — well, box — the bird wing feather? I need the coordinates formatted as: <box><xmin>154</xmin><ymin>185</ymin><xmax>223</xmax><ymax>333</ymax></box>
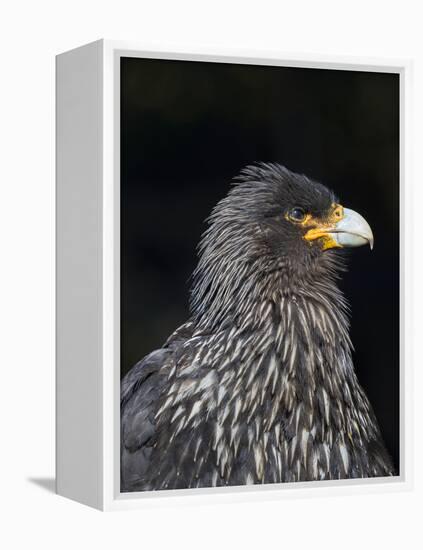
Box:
<box><xmin>121</xmin><ymin>321</ymin><xmax>194</xmax><ymax>491</ymax></box>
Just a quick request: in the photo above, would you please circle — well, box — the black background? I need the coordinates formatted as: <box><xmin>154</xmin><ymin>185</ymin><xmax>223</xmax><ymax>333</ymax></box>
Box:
<box><xmin>121</xmin><ymin>57</ymin><xmax>399</xmax><ymax>472</ymax></box>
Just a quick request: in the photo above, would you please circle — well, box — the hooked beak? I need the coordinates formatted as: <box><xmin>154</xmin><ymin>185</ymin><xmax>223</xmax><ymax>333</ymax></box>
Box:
<box><xmin>330</xmin><ymin>208</ymin><xmax>374</xmax><ymax>250</ymax></box>
<box><xmin>304</xmin><ymin>205</ymin><xmax>374</xmax><ymax>250</ymax></box>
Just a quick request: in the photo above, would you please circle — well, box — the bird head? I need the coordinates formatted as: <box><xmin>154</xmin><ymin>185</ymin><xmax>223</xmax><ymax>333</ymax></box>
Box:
<box><xmin>248</xmin><ymin>163</ymin><xmax>374</xmax><ymax>259</ymax></box>
<box><xmin>191</xmin><ymin>163</ymin><xmax>373</xmax><ymax>328</ymax></box>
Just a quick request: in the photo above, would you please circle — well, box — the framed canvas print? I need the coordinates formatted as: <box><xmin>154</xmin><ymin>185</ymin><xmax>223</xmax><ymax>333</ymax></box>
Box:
<box><xmin>56</xmin><ymin>40</ymin><xmax>412</xmax><ymax>510</ymax></box>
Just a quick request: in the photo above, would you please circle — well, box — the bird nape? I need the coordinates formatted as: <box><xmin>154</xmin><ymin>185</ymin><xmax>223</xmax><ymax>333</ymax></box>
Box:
<box><xmin>121</xmin><ymin>162</ymin><xmax>394</xmax><ymax>492</ymax></box>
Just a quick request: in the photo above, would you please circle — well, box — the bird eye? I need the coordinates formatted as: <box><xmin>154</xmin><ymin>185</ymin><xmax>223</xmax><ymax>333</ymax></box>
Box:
<box><xmin>288</xmin><ymin>207</ymin><xmax>306</xmax><ymax>222</ymax></box>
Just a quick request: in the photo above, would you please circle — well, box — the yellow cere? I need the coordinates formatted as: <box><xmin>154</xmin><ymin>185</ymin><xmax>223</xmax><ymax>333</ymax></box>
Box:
<box><xmin>302</xmin><ymin>203</ymin><xmax>345</xmax><ymax>250</ymax></box>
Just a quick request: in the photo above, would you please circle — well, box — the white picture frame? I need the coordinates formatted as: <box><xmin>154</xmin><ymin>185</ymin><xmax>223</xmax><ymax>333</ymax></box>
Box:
<box><xmin>56</xmin><ymin>39</ymin><xmax>412</xmax><ymax>511</ymax></box>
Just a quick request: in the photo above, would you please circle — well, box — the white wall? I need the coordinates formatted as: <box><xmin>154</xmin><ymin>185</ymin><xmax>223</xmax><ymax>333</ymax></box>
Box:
<box><xmin>1</xmin><ymin>0</ymin><xmax>421</xmax><ymax>548</ymax></box>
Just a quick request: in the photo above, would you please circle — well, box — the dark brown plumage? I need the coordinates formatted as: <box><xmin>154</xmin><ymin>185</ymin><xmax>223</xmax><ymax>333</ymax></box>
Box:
<box><xmin>121</xmin><ymin>163</ymin><xmax>394</xmax><ymax>492</ymax></box>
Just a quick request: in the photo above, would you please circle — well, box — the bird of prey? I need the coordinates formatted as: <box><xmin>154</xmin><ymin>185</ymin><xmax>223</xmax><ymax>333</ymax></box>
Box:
<box><xmin>121</xmin><ymin>163</ymin><xmax>394</xmax><ymax>492</ymax></box>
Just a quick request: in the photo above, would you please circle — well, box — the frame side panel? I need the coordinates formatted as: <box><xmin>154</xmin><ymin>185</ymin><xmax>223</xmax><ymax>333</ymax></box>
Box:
<box><xmin>56</xmin><ymin>40</ymin><xmax>103</xmax><ymax>509</ymax></box>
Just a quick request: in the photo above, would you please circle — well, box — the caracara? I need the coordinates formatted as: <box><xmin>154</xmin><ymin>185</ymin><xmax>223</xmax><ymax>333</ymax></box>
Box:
<box><xmin>121</xmin><ymin>163</ymin><xmax>394</xmax><ymax>491</ymax></box>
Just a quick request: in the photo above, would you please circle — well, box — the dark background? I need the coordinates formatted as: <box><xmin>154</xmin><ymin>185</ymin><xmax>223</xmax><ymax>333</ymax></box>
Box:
<box><xmin>120</xmin><ymin>57</ymin><xmax>399</xmax><ymax>472</ymax></box>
